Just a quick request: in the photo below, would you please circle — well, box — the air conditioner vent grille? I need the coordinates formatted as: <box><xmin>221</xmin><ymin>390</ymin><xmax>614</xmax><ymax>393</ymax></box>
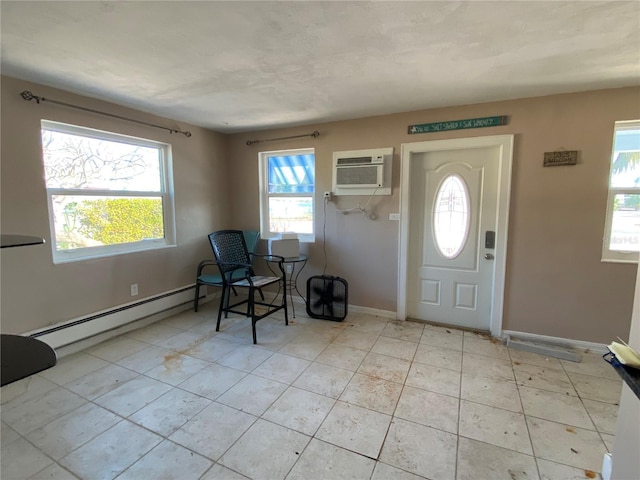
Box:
<box><xmin>336</xmin><ymin>165</ymin><xmax>381</xmax><ymax>187</ymax></box>
<box><xmin>336</xmin><ymin>156</ymin><xmax>374</xmax><ymax>166</ymax></box>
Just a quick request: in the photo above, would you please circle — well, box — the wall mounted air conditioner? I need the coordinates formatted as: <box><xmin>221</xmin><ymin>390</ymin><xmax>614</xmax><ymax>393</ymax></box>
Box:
<box><xmin>335</xmin><ymin>155</ymin><xmax>384</xmax><ymax>188</ymax></box>
<box><xmin>332</xmin><ymin>147</ymin><xmax>393</xmax><ymax>196</ymax></box>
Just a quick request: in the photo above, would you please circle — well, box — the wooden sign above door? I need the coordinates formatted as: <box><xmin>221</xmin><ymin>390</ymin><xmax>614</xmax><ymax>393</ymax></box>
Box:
<box><xmin>408</xmin><ymin>115</ymin><xmax>509</xmax><ymax>134</ymax></box>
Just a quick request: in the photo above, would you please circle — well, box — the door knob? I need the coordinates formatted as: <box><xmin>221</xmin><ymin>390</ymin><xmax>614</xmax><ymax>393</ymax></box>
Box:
<box><xmin>484</xmin><ymin>253</ymin><xmax>494</xmax><ymax>260</ymax></box>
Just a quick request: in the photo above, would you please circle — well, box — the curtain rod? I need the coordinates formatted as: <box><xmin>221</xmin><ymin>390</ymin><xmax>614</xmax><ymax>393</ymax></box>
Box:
<box><xmin>246</xmin><ymin>130</ymin><xmax>319</xmax><ymax>146</ymax></box>
<box><xmin>20</xmin><ymin>90</ymin><xmax>192</xmax><ymax>138</ymax></box>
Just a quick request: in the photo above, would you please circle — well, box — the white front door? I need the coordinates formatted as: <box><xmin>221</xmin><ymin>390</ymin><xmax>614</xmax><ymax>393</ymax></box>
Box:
<box><xmin>399</xmin><ymin>135</ymin><xmax>513</xmax><ymax>335</ymax></box>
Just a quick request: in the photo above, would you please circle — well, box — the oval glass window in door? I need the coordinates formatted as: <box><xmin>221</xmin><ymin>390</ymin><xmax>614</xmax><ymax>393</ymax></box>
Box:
<box><xmin>433</xmin><ymin>174</ymin><xmax>470</xmax><ymax>259</ymax></box>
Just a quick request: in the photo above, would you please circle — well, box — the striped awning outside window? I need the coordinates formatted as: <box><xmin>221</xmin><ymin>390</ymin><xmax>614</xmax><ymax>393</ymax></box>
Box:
<box><xmin>268</xmin><ymin>154</ymin><xmax>315</xmax><ymax>194</ymax></box>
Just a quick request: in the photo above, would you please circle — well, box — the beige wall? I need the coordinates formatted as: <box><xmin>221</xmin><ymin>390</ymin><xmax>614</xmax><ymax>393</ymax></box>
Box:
<box><xmin>1</xmin><ymin>74</ymin><xmax>638</xmax><ymax>344</ymax></box>
<box><xmin>1</xmin><ymin>76</ymin><xmax>230</xmax><ymax>334</ymax></box>
<box><xmin>228</xmin><ymin>87</ymin><xmax>640</xmax><ymax>343</ymax></box>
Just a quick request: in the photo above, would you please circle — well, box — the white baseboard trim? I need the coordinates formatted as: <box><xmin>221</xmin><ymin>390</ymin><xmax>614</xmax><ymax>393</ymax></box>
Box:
<box><xmin>348</xmin><ymin>304</ymin><xmax>396</xmax><ymax>319</ymax></box>
<box><xmin>26</xmin><ymin>285</ymin><xmax>217</xmax><ymax>351</ymax></box>
<box><xmin>54</xmin><ymin>300</ymin><xmax>198</xmax><ymax>358</ymax></box>
<box><xmin>20</xmin><ymin>283</ymin><xmax>396</xmax><ymax>357</ymax></box>
<box><xmin>502</xmin><ymin>330</ymin><xmax>608</xmax><ymax>354</ymax></box>
<box><xmin>262</xmin><ymin>291</ymin><xmax>396</xmax><ymax>320</ymax></box>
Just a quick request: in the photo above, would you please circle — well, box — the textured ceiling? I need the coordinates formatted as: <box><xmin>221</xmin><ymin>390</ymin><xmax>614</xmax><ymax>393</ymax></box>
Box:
<box><xmin>1</xmin><ymin>1</ymin><xmax>639</xmax><ymax>133</ymax></box>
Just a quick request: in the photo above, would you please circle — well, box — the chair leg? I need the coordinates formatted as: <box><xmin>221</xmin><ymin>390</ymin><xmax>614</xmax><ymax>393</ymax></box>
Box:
<box><xmin>249</xmin><ymin>288</ymin><xmax>257</xmax><ymax>344</ymax></box>
<box><xmin>216</xmin><ymin>286</ymin><xmax>227</xmax><ymax>332</ymax></box>
<box><xmin>257</xmin><ymin>288</ymin><xmax>265</xmax><ymax>301</ymax></box>
<box><xmin>251</xmin><ymin>318</ymin><xmax>257</xmax><ymax>344</ymax></box>
<box><xmin>282</xmin><ymin>280</ymin><xmax>289</xmax><ymax>326</ymax></box>
<box><xmin>194</xmin><ymin>284</ymin><xmax>201</xmax><ymax>312</ymax></box>
<box><xmin>224</xmin><ymin>284</ymin><xmax>231</xmax><ymax>318</ymax></box>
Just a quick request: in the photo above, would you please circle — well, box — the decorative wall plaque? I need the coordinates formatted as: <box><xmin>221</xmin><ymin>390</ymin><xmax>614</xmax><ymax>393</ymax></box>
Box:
<box><xmin>543</xmin><ymin>151</ymin><xmax>578</xmax><ymax>166</ymax></box>
<box><xmin>408</xmin><ymin>115</ymin><xmax>508</xmax><ymax>134</ymax></box>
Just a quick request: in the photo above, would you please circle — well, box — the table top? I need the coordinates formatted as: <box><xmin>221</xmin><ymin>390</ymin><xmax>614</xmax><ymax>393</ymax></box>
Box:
<box><xmin>1</xmin><ymin>334</ymin><xmax>57</xmax><ymax>386</ymax></box>
<box><xmin>609</xmin><ymin>362</ymin><xmax>640</xmax><ymax>400</ymax></box>
<box><xmin>264</xmin><ymin>254</ymin><xmax>308</xmax><ymax>263</ymax></box>
<box><xmin>0</xmin><ymin>234</ymin><xmax>45</xmax><ymax>249</ymax></box>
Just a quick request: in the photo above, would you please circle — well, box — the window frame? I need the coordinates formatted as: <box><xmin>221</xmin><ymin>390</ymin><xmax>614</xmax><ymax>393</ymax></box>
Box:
<box><xmin>41</xmin><ymin>120</ymin><xmax>176</xmax><ymax>263</ymax></box>
<box><xmin>258</xmin><ymin>148</ymin><xmax>315</xmax><ymax>243</ymax></box>
<box><xmin>602</xmin><ymin>119</ymin><xmax>640</xmax><ymax>263</ymax></box>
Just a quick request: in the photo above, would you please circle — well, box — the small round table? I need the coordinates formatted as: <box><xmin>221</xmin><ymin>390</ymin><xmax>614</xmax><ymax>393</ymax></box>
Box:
<box><xmin>264</xmin><ymin>254</ymin><xmax>308</xmax><ymax>318</ymax></box>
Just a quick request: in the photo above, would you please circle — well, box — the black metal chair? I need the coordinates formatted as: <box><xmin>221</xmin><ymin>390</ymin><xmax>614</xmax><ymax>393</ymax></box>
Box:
<box><xmin>209</xmin><ymin>230</ymin><xmax>288</xmax><ymax>344</ymax></box>
<box><xmin>194</xmin><ymin>230</ymin><xmax>260</xmax><ymax>312</ymax></box>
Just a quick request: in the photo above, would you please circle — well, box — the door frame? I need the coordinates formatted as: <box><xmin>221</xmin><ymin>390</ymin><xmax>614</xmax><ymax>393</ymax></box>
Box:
<box><xmin>397</xmin><ymin>134</ymin><xmax>514</xmax><ymax>337</ymax></box>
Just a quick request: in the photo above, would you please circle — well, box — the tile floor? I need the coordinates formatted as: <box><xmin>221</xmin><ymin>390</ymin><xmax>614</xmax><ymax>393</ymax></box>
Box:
<box><xmin>1</xmin><ymin>302</ymin><xmax>621</xmax><ymax>480</ymax></box>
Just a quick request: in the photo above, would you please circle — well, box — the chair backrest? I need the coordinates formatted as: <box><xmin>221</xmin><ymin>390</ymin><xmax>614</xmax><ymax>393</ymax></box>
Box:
<box><xmin>209</xmin><ymin>230</ymin><xmax>251</xmax><ymax>277</ymax></box>
<box><xmin>243</xmin><ymin>230</ymin><xmax>260</xmax><ymax>254</ymax></box>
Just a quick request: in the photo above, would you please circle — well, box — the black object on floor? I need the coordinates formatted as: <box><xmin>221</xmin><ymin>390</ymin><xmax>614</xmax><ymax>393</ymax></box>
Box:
<box><xmin>1</xmin><ymin>334</ymin><xmax>57</xmax><ymax>386</ymax></box>
<box><xmin>306</xmin><ymin>275</ymin><xmax>348</xmax><ymax>321</ymax></box>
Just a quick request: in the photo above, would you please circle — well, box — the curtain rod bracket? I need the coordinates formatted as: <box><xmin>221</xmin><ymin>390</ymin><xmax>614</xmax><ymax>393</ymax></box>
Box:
<box><xmin>20</xmin><ymin>90</ymin><xmax>192</xmax><ymax>138</ymax></box>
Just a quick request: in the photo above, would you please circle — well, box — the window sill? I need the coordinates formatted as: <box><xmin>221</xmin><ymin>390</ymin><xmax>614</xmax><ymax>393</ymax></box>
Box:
<box><xmin>262</xmin><ymin>236</ymin><xmax>315</xmax><ymax>244</ymax></box>
<box><xmin>601</xmin><ymin>257</ymin><xmax>639</xmax><ymax>265</ymax></box>
<box><xmin>52</xmin><ymin>242</ymin><xmax>176</xmax><ymax>264</ymax></box>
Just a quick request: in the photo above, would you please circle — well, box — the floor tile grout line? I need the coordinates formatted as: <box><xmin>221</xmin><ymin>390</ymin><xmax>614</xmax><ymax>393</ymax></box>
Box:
<box><xmin>4</xmin><ymin>310</ymin><xmax>618</xmax><ymax>480</ymax></box>
<box><xmin>213</xmin><ymin>415</ymin><xmax>286</xmax><ymax>477</ymax></box>
<box><xmin>30</xmin><ymin>417</ymin><xmax>156</xmax><ymax>480</ymax></box>
<box><xmin>38</xmin><ymin>356</ymin><xmax>213</xmax><ymax>443</ymax></box>
<box><xmin>26</xmin><ymin>372</ymin><xmax>216</xmax><ymax>470</ymax></box>
<box><xmin>11</xmin><ymin>412</ymin><xmax>206</xmax><ymax>478</ymax></box>
<box><xmin>16</xmin><ymin>312</ymin><xmax>314</xmax><ymax>472</ymax></box>
<box><xmin>4</xmin><ymin>420</ymin><xmax>71</xmax><ymax>477</ymax></box>
<box><xmin>202</xmin><ymin>461</ymin><xmax>249</xmax><ymax>480</ymax></box>
<box><xmin>31</xmin><ymin>360</ymin><xmax>584</xmax><ymax>480</ymax></box>
<box><xmin>26</xmin><ymin>342</ymin><xmax>370</xmax><ymax>476</ymax></box>
<box><xmin>277</xmin><ymin>320</ymin><xmax>390</xmax><ymax>473</ymax></box>
<box><xmin>507</xmin><ymin>345</ymin><xmax>542</xmax><ymax>480</ymax></box>
<box><xmin>32</xmin><ymin>460</ymin><xmax>79</xmax><ymax>480</ymax></box>
<box><xmin>71</xmin><ymin>418</ymin><xmax>166</xmax><ymax>480</ymax></box>
<box><xmin>13</xmin><ymin>442</ymin><xmax>70</xmax><ymax>480</ymax></box>
<box><xmin>559</xmin><ymin>354</ymin><xmax>614</xmax><ymax>459</ymax></box>
<box><xmin>171</xmin><ymin>404</ymin><xmax>261</xmax><ymax>465</ymax></box>
<box><xmin>8</xmin><ymin>317</ymin><xmax>441</xmax><ymax>468</ymax></box>
<box><xmin>454</xmin><ymin>332</ymin><xmax>469</xmax><ymax>480</ymax></box>
<box><xmin>505</xmin><ymin>346</ymin><xmax>619</xmax><ymax>475</ymax></box>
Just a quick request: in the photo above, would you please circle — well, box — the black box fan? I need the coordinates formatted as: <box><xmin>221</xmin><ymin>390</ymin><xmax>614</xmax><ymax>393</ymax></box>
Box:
<box><xmin>306</xmin><ymin>275</ymin><xmax>348</xmax><ymax>321</ymax></box>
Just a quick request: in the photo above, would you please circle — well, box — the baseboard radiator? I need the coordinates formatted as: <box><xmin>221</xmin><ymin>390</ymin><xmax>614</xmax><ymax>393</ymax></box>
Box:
<box><xmin>26</xmin><ymin>285</ymin><xmax>208</xmax><ymax>350</ymax></box>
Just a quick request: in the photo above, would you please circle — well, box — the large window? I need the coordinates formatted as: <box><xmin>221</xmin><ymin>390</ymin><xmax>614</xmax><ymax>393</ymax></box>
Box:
<box><xmin>259</xmin><ymin>149</ymin><xmax>315</xmax><ymax>242</ymax></box>
<box><xmin>603</xmin><ymin>120</ymin><xmax>640</xmax><ymax>263</ymax></box>
<box><xmin>41</xmin><ymin>120</ymin><xmax>175</xmax><ymax>263</ymax></box>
